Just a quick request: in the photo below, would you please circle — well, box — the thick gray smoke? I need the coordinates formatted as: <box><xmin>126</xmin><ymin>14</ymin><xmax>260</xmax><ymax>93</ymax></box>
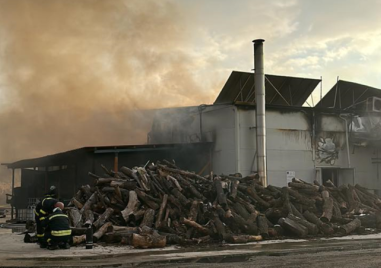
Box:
<box><xmin>0</xmin><ymin>0</ymin><xmax>223</xmax><ymax>203</ymax></box>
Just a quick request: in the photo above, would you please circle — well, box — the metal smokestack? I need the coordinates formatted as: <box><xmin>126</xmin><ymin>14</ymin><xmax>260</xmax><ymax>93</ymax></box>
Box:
<box><xmin>253</xmin><ymin>39</ymin><xmax>267</xmax><ymax>187</ymax></box>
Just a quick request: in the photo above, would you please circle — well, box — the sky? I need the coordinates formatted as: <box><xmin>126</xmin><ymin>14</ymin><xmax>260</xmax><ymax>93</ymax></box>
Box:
<box><xmin>0</xmin><ymin>0</ymin><xmax>381</xmax><ymax>200</ymax></box>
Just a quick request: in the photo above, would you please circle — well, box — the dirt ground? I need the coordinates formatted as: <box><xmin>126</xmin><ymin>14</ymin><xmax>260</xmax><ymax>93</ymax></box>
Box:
<box><xmin>145</xmin><ymin>249</ymin><xmax>381</xmax><ymax>268</ymax></box>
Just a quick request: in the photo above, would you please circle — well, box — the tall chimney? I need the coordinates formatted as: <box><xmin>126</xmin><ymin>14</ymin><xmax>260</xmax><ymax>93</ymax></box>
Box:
<box><xmin>253</xmin><ymin>39</ymin><xmax>267</xmax><ymax>187</ymax></box>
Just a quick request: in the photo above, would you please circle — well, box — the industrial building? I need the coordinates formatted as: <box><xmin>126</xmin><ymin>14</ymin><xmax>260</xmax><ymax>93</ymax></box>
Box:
<box><xmin>4</xmin><ymin>40</ymin><xmax>381</xmax><ymax>220</ymax></box>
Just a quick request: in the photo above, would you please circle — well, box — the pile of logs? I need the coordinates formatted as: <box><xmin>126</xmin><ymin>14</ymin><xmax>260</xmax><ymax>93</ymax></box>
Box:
<box><xmin>66</xmin><ymin>160</ymin><xmax>381</xmax><ymax>248</ymax></box>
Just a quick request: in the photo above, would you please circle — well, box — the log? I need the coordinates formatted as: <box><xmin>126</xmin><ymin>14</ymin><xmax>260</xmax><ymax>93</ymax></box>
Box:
<box><xmin>110</xmin><ymin>180</ymin><xmax>137</xmax><ymax>190</ymax></box>
<box><xmin>215</xmin><ymin>178</ymin><xmax>228</xmax><ymax>209</ymax></box>
<box><xmin>288</xmin><ymin>214</ymin><xmax>318</xmax><ymax>235</ymax></box>
<box><xmin>72</xmin><ymin>235</ymin><xmax>86</xmax><ymax>245</ymax></box>
<box><xmin>182</xmin><ymin>218</ymin><xmax>210</xmax><ymax>235</ymax></box>
<box><xmin>211</xmin><ymin>212</ymin><xmax>226</xmax><ymax>240</ymax></box>
<box><xmin>131</xmin><ymin>233</ymin><xmax>166</xmax><ymax>248</ymax></box>
<box><xmin>257</xmin><ymin>215</ymin><xmax>269</xmax><ymax>239</ymax></box>
<box><xmin>71</xmin><ymin>198</ymin><xmax>83</xmax><ymax>210</ymax></box>
<box><xmin>232</xmin><ymin>202</ymin><xmax>250</xmax><ymax>220</ymax></box>
<box><xmin>71</xmin><ymin>227</ymin><xmax>88</xmax><ymax>236</ymax></box>
<box><xmin>112</xmin><ymin>226</ymin><xmax>139</xmax><ymax>233</ymax></box>
<box><xmin>155</xmin><ymin>194</ymin><xmax>168</xmax><ymax>229</ymax></box>
<box><xmin>303</xmin><ymin>210</ymin><xmax>333</xmax><ymax>235</ymax></box>
<box><xmin>278</xmin><ymin>217</ymin><xmax>308</xmax><ymax>238</ymax></box>
<box><xmin>171</xmin><ymin>188</ymin><xmax>190</xmax><ymax>208</ymax></box>
<box><xmin>321</xmin><ymin>191</ymin><xmax>333</xmax><ymax>223</ymax></box>
<box><xmin>140</xmin><ymin>209</ymin><xmax>155</xmax><ymax>228</ymax></box>
<box><xmin>67</xmin><ymin>208</ymin><xmax>82</xmax><ymax>228</ymax></box>
<box><xmin>83</xmin><ymin>209</ymin><xmax>94</xmax><ymax>226</ymax></box>
<box><xmin>93</xmin><ymin>207</ymin><xmax>114</xmax><ymax>230</ymax></box>
<box><xmin>93</xmin><ymin>222</ymin><xmax>113</xmax><ymax>242</ymax></box>
<box><xmin>158</xmin><ymin>164</ymin><xmax>209</xmax><ymax>183</ymax></box>
<box><xmin>81</xmin><ymin>185</ymin><xmax>92</xmax><ymax>200</ymax></box>
<box><xmin>247</xmin><ymin>184</ymin><xmax>270</xmax><ymax>209</ymax></box>
<box><xmin>80</xmin><ymin>192</ymin><xmax>98</xmax><ymax>214</ymax></box>
<box><xmin>188</xmin><ymin>200</ymin><xmax>199</xmax><ymax>222</ymax></box>
<box><xmin>225</xmin><ymin>235</ymin><xmax>262</xmax><ymax>243</ymax></box>
<box><xmin>135</xmin><ymin>189</ymin><xmax>160</xmax><ymax>210</ymax></box>
<box><xmin>121</xmin><ymin>191</ymin><xmax>141</xmax><ymax>223</ymax></box>
<box><xmin>338</xmin><ymin>218</ymin><xmax>361</xmax><ymax>235</ymax></box>
<box><xmin>167</xmin><ymin>175</ymin><xmax>183</xmax><ymax>192</ymax></box>
<box><xmin>288</xmin><ymin>188</ymin><xmax>315</xmax><ymax>207</ymax></box>
<box><xmin>288</xmin><ymin>182</ymin><xmax>319</xmax><ymax>192</ymax></box>
<box><xmin>230</xmin><ymin>180</ymin><xmax>240</xmax><ymax>199</ymax></box>
<box><xmin>230</xmin><ymin>211</ymin><xmax>258</xmax><ymax>235</ymax></box>
<box><xmin>102</xmin><ymin>232</ymin><xmax>133</xmax><ymax>244</ymax></box>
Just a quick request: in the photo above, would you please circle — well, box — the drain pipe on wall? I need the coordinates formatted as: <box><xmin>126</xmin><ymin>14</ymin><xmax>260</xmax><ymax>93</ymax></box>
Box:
<box><xmin>253</xmin><ymin>39</ymin><xmax>267</xmax><ymax>186</ymax></box>
<box><xmin>339</xmin><ymin>114</ymin><xmax>351</xmax><ymax>168</ymax></box>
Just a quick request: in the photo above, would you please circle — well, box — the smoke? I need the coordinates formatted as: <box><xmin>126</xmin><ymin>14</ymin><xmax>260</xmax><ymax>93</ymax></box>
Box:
<box><xmin>0</xmin><ymin>0</ymin><xmax>223</xmax><ymax>203</ymax></box>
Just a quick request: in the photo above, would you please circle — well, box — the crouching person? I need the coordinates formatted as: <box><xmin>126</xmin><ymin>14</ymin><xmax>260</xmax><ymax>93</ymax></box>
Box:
<box><xmin>45</xmin><ymin>202</ymin><xmax>72</xmax><ymax>250</ymax></box>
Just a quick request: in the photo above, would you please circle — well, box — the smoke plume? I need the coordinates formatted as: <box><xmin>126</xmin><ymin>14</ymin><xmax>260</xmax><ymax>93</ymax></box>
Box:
<box><xmin>0</xmin><ymin>0</ymin><xmax>223</xmax><ymax>203</ymax></box>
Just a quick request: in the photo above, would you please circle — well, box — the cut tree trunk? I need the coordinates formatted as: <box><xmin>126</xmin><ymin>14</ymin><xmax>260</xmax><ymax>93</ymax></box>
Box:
<box><xmin>257</xmin><ymin>215</ymin><xmax>269</xmax><ymax>239</ymax></box>
<box><xmin>320</xmin><ymin>190</ymin><xmax>333</xmax><ymax>223</ymax></box>
<box><xmin>93</xmin><ymin>222</ymin><xmax>113</xmax><ymax>242</ymax></box>
<box><xmin>338</xmin><ymin>218</ymin><xmax>361</xmax><ymax>235</ymax></box>
<box><xmin>278</xmin><ymin>217</ymin><xmax>308</xmax><ymax>238</ymax></box>
<box><xmin>93</xmin><ymin>207</ymin><xmax>114</xmax><ymax>230</ymax></box>
<box><xmin>140</xmin><ymin>209</ymin><xmax>155</xmax><ymax>228</ymax></box>
<box><xmin>121</xmin><ymin>191</ymin><xmax>141</xmax><ymax>223</ymax></box>
<box><xmin>131</xmin><ymin>233</ymin><xmax>166</xmax><ymax>248</ymax></box>
<box><xmin>155</xmin><ymin>194</ymin><xmax>168</xmax><ymax>229</ymax></box>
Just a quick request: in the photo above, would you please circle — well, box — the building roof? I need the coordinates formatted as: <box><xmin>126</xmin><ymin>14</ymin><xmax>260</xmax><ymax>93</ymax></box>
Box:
<box><xmin>2</xmin><ymin>143</ymin><xmax>213</xmax><ymax>169</ymax></box>
<box><xmin>315</xmin><ymin>80</ymin><xmax>381</xmax><ymax>110</ymax></box>
<box><xmin>214</xmin><ymin>71</ymin><xmax>321</xmax><ymax>107</ymax></box>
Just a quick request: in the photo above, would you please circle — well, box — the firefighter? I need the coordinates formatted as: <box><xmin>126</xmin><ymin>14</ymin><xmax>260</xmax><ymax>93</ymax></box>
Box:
<box><xmin>34</xmin><ymin>186</ymin><xmax>58</xmax><ymax>248</ymax></box>
<box><xmin>44</xmin><ymin>202</ymin><xmax>71</xmax><ymax>250</ymax></box>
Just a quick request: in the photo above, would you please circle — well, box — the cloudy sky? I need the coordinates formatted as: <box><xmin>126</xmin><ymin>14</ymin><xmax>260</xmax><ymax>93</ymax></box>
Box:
<box><xmin>0</xmin><ymin>0</ymin><xmax>380</xmax><ymax>192</ymax></box>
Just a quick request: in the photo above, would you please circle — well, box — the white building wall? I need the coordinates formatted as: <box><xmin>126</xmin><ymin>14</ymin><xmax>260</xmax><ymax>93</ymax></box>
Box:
<box><xmin>201</xmin><ymin>105</ymin><xmax>237</xmax><ymax>175</ymax></box>
<box><xmin>150</xmin><ymin>105</ymin><xmax>380</xmax><ymax>190</ymax></box>
<box><xmin>238</xmin><ymin>108</ymin><xmax>315</xmax><ymax>186</ymax></box>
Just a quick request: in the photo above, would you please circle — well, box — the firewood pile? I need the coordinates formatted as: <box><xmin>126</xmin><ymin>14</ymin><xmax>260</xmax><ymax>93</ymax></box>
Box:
<box><xmin>66</xmin><ymin>160</ymin><xmax>381</xmax><ymax>248</ymax></box>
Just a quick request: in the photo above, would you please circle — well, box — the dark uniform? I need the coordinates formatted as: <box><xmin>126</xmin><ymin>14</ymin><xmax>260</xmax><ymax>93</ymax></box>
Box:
<box><xmin>44</xmin><ymin>207</ymin><xmax>72</xmax><ymax>250</ymax></box>
<box><xmin>34</xmin><ymin>195</ymin><xmax>58</xmax><ymax>247</ymax></box>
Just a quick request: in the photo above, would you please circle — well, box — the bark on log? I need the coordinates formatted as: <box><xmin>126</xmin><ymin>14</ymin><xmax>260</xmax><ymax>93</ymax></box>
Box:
<box><xmin>288</xmin><ymin>214</ymin><xmax>318</xmax><ymax>235</ymax></box>
<box><xmin>338</xmin><ymin>218</ymin><xmax>361</xmax><ymax>235</ymax></box>
<box><xmin>93</xmin><ymin>222</ymin><xmax>113</xmax><ymax>242</ymax></box>
<box><xmin>247</xmin><ymin>184</ymin><xmax>270</xmax><ymax>209</ymax></box>
<box><xmin>155</xmin><ymin>194</ymin><xmax>168</xmax><ymax>229</ymax></box>
<box><xmin>135</xmin><ymin>189</ymin><xmax>160</xmax><ymax>210</ymax></box>
<box><xmin>225</xmin><ymin>235</ymin><xmax>262</xmax><ymax>244</ymax></box>
<box><xmin>80</xmin><ymin>192</ymin><xmax>98</xmax><ymax>214</ymax></box>
<box><xmin>140</xmin><ymin>208</ymin><xmax>156</xmax><ymax>228</ymax></box>
<box><xmin>131</xmin><ymin>233</ymin><xmax>166</xmax><ymax>248</ymax></box>
<box><xmin>230</xmin><ymin>180</ymin><xmax>240</xmax><ymax>199</ymax></box>
<box><xmin>171</xmin><ymin>188</ymin><xmax>190</xmax><ymax>208</ymax></box>
<box><xmin>188</xmin><ymin>200</ymin><xmax>199</xmax><ymax>222</ymax></box>
<box><xmin>81</xmin><ymin>185</ymin><xmax>92</xmax><ymax>200</ymax></box>
<box><xmin>121</xmin><ymin>191</ymin><xmax>141</xmax><ymax>223</ymax></box>
<box><xmin>71</xmin><ymin>227</ymin><xmax>87</xmax><ymax>236</ymax></box>
<box><xmin>71</xmin><ymin>198</ymin><xmax>83</xmax><ymax>210</ymax></box>
<box><xmin>303</xmin><ymin>210</ymin><xmax>333</xmax><ymax>235</ymax></box>
<box><xmin>110</xmin><ymin>181</ymin><xmax>137</xmax><ymax>190</ymax></box>
<box><xmin>83</xmin><ymin>209</ymin><xmax>94</xmax><ymax>226</ymax></box>
<box><xmin>72</xmin><ymin>235</ymin><xmax>86</xmax><ymax>245</ymax></box>
<box><xmin>182</xmin><ymin>218</ymin><xmax>210</xmax><ymax>235</ymax></box>
<box><xmin>215</xmin><ymin>179</ymin><xmax>228</xmax><ymax>209</ymax></box>
<box><xmin>93</xmin><ymin>207</ymin><xmax>114</xmax><ymax>230</ymax></box>
<box><xmin>67</xmin><ymin>208</ymin><xmax>82</xmax><ymax>228</ymax></box>
<box><xmin>278</xmin><ymin>217</ymin><xmax>308</xmax><ymax>238</ymax></box>
<box><xmin>321</xmin><ymin>191</ymin><xmax>334</xmax><ymax>223</ymax></box>
<box><xmin>257</xmin><ymin>215</ymin><xmax>269</xmax><ymax>239</ymax></box>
